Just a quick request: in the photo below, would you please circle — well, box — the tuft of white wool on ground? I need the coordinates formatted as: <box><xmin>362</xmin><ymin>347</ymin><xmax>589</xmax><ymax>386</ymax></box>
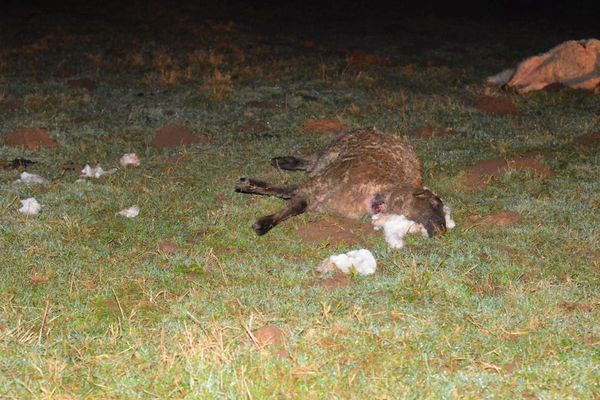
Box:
<box><xmin>117</xmin><ymin>205</ymin><xmax>140</xmax><ymax>218</ymax></box>
<box><xmin>119</xmin><ymin>153</ymin><xmax>141</xmax><ymax>167</ymax></box>
<box><xmin>81</xmin><ymin>164</ymin><xmax>118</xmax><ymax>178</ymax></box>
<box><xmin>19</xmin><ymin>198</ymin><xmax>42</xmax><ymax>215</ymax></box>
<box><xmin>372</xmin><ymin>214</ymin><xmax>428</xmax><ymax>249</ymax></box>
<box><xmin>443</xmin><ymin>206</ymin><xmax>456</xmax><ymax>229</ymax></box>
<box><xmin>318</xmin><ymin>249</ymin><xmax>377</xmax><ymax>276</ymax></box>
<box><xmin>14</xmin><ymin>171</ymin><xmax>49</xmax><ymax>185</ymax></box>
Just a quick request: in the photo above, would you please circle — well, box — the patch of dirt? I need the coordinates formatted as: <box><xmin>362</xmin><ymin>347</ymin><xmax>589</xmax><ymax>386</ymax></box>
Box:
<box><xmin>467</xmin><ymin>211</ymin><xmax>523</xmax><ymax>227</ymax></box>
<box><xmin>557</xmin><ymin>301</ymin><xmax>596</xmax><ymax>313</ymax></box>
<box><xmin>460</xmin><ymin>156</ymin><xmax>554</xmax><ymax>188</ymax></box>
<box><xmin>158</xmin><ymin>241</ymin><xmax>184</xmax><ymax>254</ymax></box>
<box><xmin>294</xmin><ymin>216</ymin><xmax>376</xmax><ymax>247</ymax></box>
<box><xmin>574</xmin><ymin>132</ymin><xmax>600</xmax><ymax>146</ymax></box>
<box><xmin>4</xmin><ymin>128</ymin><xmax>58</xmax><ymax>151</ymax></box>
<box><xmin>59</xmin><ymin>162</ymin><xmax>83</xmax><ymax>171</ymax></box>
<box><xmin>30</xmin><ymin>273</ymin><xmax>50</xmax><ymax>285</ymax></box>
<box><xmin>252</xmin><ymin>325</ymin><xmax>286</xmax><ymax>348</ymax></box>
<box><xmin>151</xmin><ymin>124</ymin><xmax>209</xmax><ymax>148</ymax></box>
<box><xmin>245</xmin><ymin>100</ymin><xmax>282</xmax><ymax>109</ymax></box>
<box><xmin>408</xmin><ymin>126</ymin><xmax>454</xmax><ymax>138</ymax></box>
<box><xmin>303</xmin><ymin>118</ymin><xmax>346</xmax><ymax>134</ymax></box>
<box><xmin>1</xmin><ymin>158</ymin><xmax>36</xmax><ymax>170</ymax></box>
<box><xmin>67</xmin><ymin>78</ymin><xmax>97</xmax><ymax>91</ymax></box>
<box><xmin>472</xmin><ymin>95</ymin><xmax>522</xmax><ymax>116</ymax></box>
<box><xmin>236</xmin><ymin>120</ymin><xmax>269</xmax><ymax>134</ymax></box>
<box><xmin>502</xmin><ymin>361</ymin><xmax>519</xmax><ymax>373</ymax></box>
<box><xmin>345</xmin><ymin>51</ymin><xmax>395</xmax><ymax>67</ymax></box>
<box><xmin>314</xmin><ymin>273</ymin><xmax>349</xmax><ymax>290</ymax></box>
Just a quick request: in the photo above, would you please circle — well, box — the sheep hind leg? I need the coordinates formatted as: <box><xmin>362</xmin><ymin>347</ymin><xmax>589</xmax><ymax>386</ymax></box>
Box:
<box><xmin>252</xmin><ymin>197</ymin><xmax>308</xmax><ymax>235</ymax></box>
<box><xmin>235</xmin><ymin>177</ymin><xmax>298</xmax><ymax>200</ymax></box>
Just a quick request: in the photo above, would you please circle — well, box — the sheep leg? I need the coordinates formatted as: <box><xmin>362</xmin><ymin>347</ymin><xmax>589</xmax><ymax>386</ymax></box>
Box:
<box><xmin>235</xmin><ymin>177</ymin><xmax>298</xmax><ymax>200</ymax></box>
<box><xmin>252</xmin><ymin>197</ymin><xmax>308</xmax><ymax>235</ymax></box>
<box><xmin>271</xmin><ymin>156</ymin><xmax>313</xmax><ymax>171</ymax></box>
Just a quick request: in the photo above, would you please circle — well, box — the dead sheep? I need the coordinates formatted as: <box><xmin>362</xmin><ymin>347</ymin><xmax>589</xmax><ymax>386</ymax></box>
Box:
<box><xmin>235</xmin><ymin>127</ymin><xmax>448</xmax><ymax>240</ymax></box>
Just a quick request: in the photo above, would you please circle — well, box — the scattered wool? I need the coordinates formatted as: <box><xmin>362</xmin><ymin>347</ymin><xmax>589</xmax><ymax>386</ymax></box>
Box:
<box><xmin>19</xmin><ymin>198</ymin><xmax>42</xmax><ymax>215</ymax></box>
<box><xmin>118</xmin><ymin>205</ymin><xmax>140</xmax><ymax>218</ymax></box>
<box><xmin>318</xmin><ymin>249</ymin><xmax>377</xmax><ymax>276</ymax></box>
<box><xmin>81</xmin><ymin>164</ymin><xmax>118</xmax><ymax>178</ymax></box>
<box><xmin>14</xmin><ymin>171</ymin><xmax>48</xmax><ymax>185</ymax></box>
<box><xmin>119</xmin><ymin>153</ymin><xmax>141</xmax><ymax>167</ymax></box>
<box><xmin>372</xmin><ymin>214</ymin><xmax>427</xmax><ymax>249</ymax></box>
<box><xmin>443</xmin><ymin>206</ymin><xmax>456</xmax><ymax>229</ymax></box>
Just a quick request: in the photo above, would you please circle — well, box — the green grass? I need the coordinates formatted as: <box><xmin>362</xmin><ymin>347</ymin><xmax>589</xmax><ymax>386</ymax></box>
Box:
<box><xmin>0</xmin><ymin>9</ymin><xmax>599</xmax><ymax>399</ymax></box>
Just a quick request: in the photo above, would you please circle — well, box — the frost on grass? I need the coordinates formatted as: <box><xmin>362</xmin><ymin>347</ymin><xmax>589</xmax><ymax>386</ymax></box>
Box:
<box><xmin>14</xmin><ymin>171</ymin><xmax>48</xmax><ymax>185</ymax></box>
<box><xmin>119</xmin><ymin>153</ymin><xmax>140</xmax><ymax>167</ymax></box>
<box><xmin>19</xmin><ymin>198</ymin><xmax>42</xmax><ymax>215</ymax></box>
<box><xmin>117</xmin><ymin>205</ymin><xmax>140</xmax><ymax>218</ymax></box>
<box><xmin>81</xmin><ymin>164</ymin><xmax>118</xmax><ymax>178</ymax></box>
<box><xmin>318</xmin><ymin>249</ymin><xmax>377</xmax><ymax>276</ymax></box>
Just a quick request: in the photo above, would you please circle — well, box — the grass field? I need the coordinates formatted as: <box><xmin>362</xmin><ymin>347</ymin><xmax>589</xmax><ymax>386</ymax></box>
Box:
<box><xmin>0</xmin><ymin>5</ymin><xmax>598</xmax><ymax>399</ymax></box>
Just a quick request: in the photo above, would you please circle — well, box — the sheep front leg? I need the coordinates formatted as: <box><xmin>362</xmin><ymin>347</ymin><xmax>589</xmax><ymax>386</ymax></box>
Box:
<box><xmin>252</xmin><ymin>197</ymin><xmax>308</xmax><ymax>235</ymax></box>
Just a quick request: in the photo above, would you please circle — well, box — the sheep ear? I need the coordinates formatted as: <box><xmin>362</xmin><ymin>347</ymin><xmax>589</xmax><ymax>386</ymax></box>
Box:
<box><xmin>414</xmin><ymin>189</ymin><xmax>443</xmax><ymax>209</ymax></box>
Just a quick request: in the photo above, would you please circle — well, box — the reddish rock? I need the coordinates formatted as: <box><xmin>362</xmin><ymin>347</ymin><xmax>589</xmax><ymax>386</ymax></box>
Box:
<box><xmin>460</xmin><ymin>157</ymin><xmax>554</xmax><ymax>188</ymax></box>
<box><xmin>303</xmin><ymin>118</ymin><xmax>345</xmax><ymax>134</ymax></box>
<box><xmin>151</xmin><ymin>124</ymin><xmax>209</xmax><ymax>148</ymax></box>
<box><xmin>294</xmin><ymin>216</ymin><xmax>376</xmax><ymax>247</ymax></box>
<box><xmin>4</xmin><ymin>128</ymin><xmax>58</xmax><ymax>151</ymax></box>
<box><xmin>574</xmin><ymin>132</ymin><xmax>600</xmax><ymax>146</ymax></box>
<box><xmin>67</xmin><ymin>78</ymin><xmax>97</xmax><ymax>91</ymax></box>
<box><xmin>472</xmin><ymin>95</ymin><xmax>522</xmax><ymax>116</ymax></box>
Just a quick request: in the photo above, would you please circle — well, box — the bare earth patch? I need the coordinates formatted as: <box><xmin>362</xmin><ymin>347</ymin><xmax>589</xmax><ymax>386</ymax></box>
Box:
<box><xmin>574</xmin><ymin>132</ymin><xmax>600</xmax><ymax>146</ymax></box>
<box><xmin>158</xmin><ymin>241</ymin><xmax>184</xmax><ymax>254</ymax></box>
<box><xmin>151</xmin><ymin>124</ymin><xmax>209</xmax><ymax>148</ymax></box>
<box><xmin>236</xmin><ymin>120</ymin><xmax>269</xmax><ymax>134</ymax></box>
<box><xmin>303</xmin><ymin>118</ymin><xmax>346</xmax><ymax>134</ymax></box>
<box><xmin>460</xmin><ymin>156</ymin><xmax>554</xmax><ymax>188</ymax></box>
<box><xmin>408</xmin><ymin>126</ymin><xmax>454</xmax><ymax>138</ymax></box>
<box><xmin>4</xmin><ymin>127</ymin><xmax>58</xmax><ymax>151</ymax></box>
<box><xmin>252</xmin><ymin>325</ymin><xmax>286</xmax><ymax>348</ymax></box>
<box><xmin>294</xmin><ymin>216</ymin><xmax>376</xmax><ymax>247</ymax></box>
<box><xmin>315</xmin><ymin>272</ymin><xmax>350</xmax><ymax>290</ymax></box>
<box><xmin>467</xmin><ymin>211</ymin><xmax>523</xmax><ymax>227</ymax></box>
<box><xmin>471</xmin><ymin>95</ymin><xmax>522</xmax><ymax>116</ymax></box>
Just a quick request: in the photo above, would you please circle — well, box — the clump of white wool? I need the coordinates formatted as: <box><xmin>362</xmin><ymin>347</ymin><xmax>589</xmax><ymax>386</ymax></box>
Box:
<box><xmin>119</xmin><ymin>153</ymin><xmax>140</xmax><ymax>167</ymax></box>
<box><xmin>117</xmin><ymin>205</ymin><xmax>140</xmax><ymax>218</ymax></box>
<box><xmin>443</xmin><ymin>206</ymin><xmax>456</xmax><ymax>229</ymax></box>
<box><xmin>19</xmin><ymin>198</ymin><xmax>42</xmax><ymax>215</ymax></box>
<box><xmin>81</xmin><ymin>164</ymin><xmax>118</xmax><ymax>178</ymax></box>
<box><xmin>318</xmin><ymin>249</ymin><xmax>377</xmax><ymax>276</ymax></box>
<box><xmin>372</xmin><ymin>214</ymin><xmax>428</xmax><ymax>249</ymax></box>
<box><xmin>14</xmin><ymin>172</ymin><xmax>48</xmax><ymax>185</ymax></box>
